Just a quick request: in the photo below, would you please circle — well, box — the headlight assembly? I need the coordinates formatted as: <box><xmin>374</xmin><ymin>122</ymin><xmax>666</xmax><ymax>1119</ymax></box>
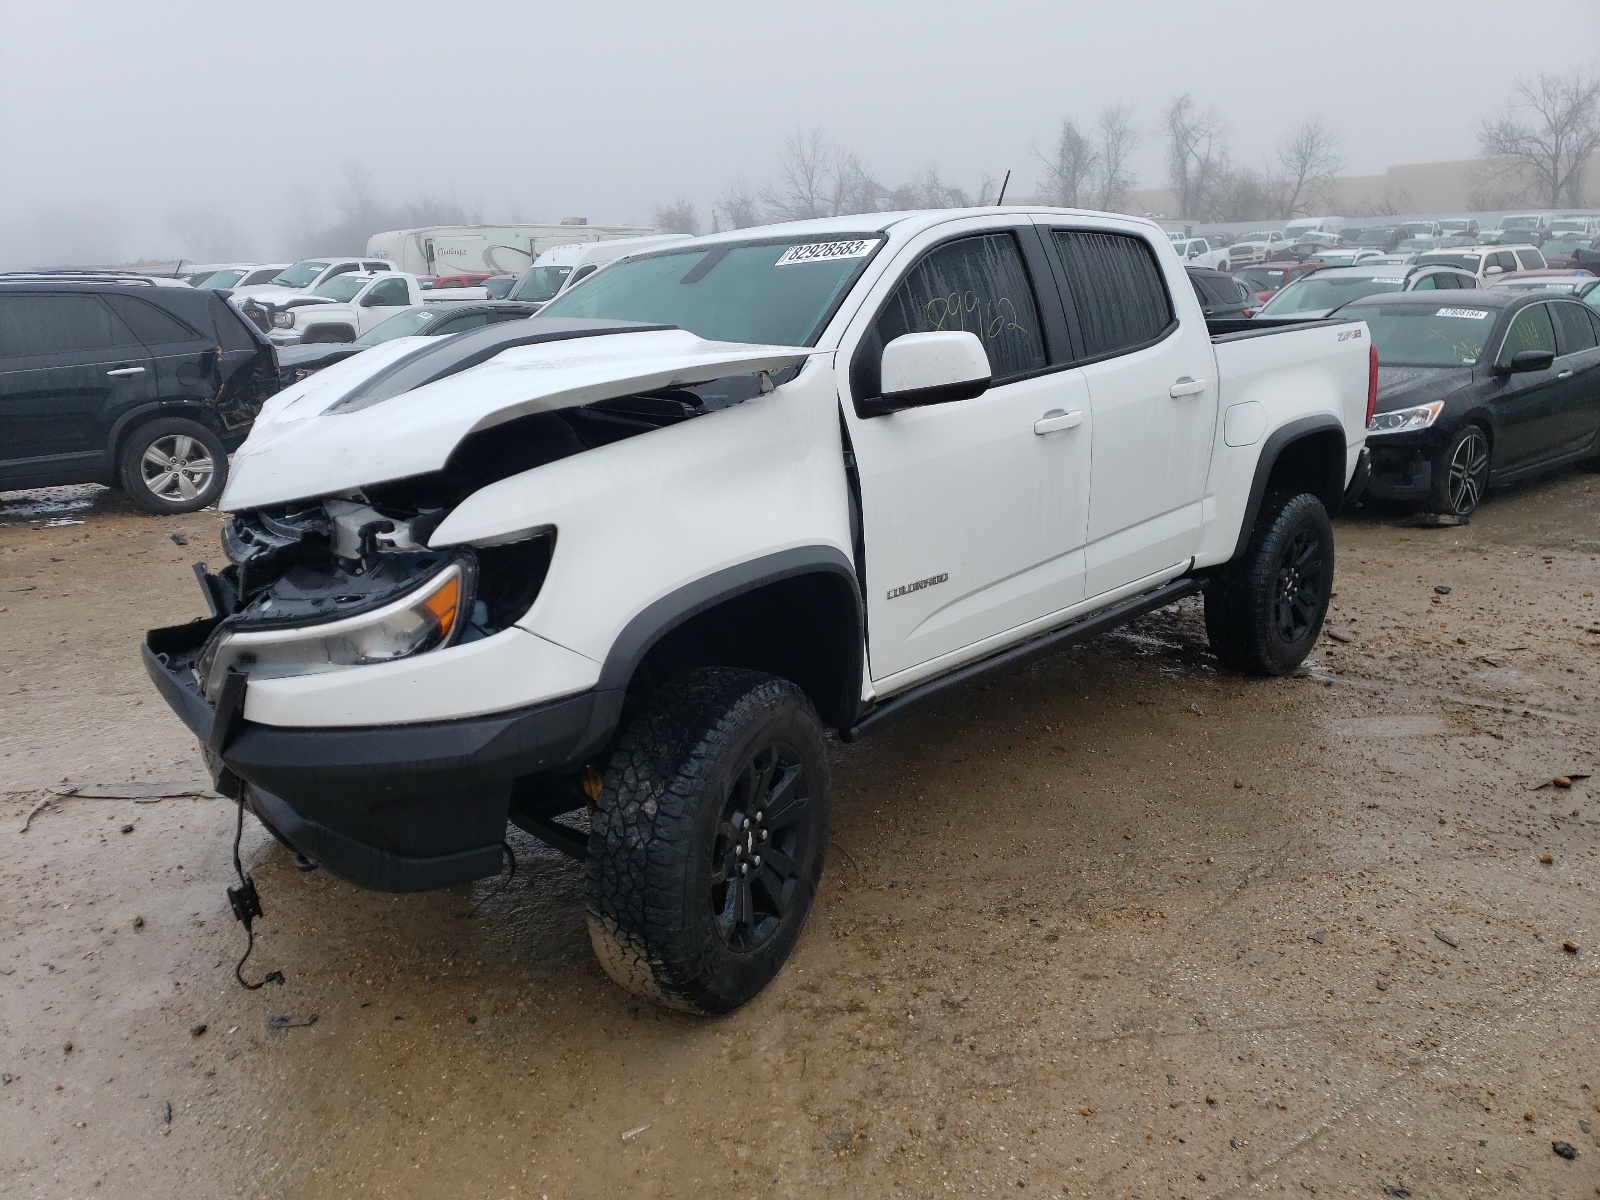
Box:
<box><xmin>272</xmin><ymin>309</ymin><xmax>295</xmax><ymax>329</ymax></box>
<box><xmin>197</xmin><ymin>558</ymin><xmax>472</xmax><ymax>699</ymax></box>
<box><xmin>1367</xmin><ymin>400</ymin><xmax>1444</xmax><ymax>434</ymax></box>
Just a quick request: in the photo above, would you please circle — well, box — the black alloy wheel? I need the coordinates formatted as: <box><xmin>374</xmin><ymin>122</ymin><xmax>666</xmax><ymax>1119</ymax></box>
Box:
<box><xmin>1433</xmin><ymin>424</ymin><xmax>1491</xmax><ymax>517</ymax></box>
<box><xmin>710</xmin><ymin>742</ymin><xmax>815</xmax><ymax>953</ymax></box>
<box><xmin>1272</xmin><ymin>527</ymin><xmax>1326</xmax><ymax>645</ymax></box>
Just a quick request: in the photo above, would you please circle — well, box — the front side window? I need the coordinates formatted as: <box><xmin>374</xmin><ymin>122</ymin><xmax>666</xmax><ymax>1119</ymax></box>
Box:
<box><xmin>0</xmin><ymin>294</ymin><xmax>129</xmax><ymax>357</ymax></box>
<box><xmin>869</xmin><ymin>232</ymin><xmax>1046</xmax><ymax>386</ymax></box>
<box><xmin>1052</xmin><ymin>229</ymin><xmax>1174</xmax><ymax>358</ymax></box>
<box><xmin>200</xmin><ymin>269</ymin><xmax>244</xmax><ymax>289</ymax></box>
<box><xmin>1411</xmin><ymin>274</ymin><xmax>1438</xmax><ymax>291</ymax></box>
<box><xmin>538</xmin><ymin>234</ymin><xmax>883</xmax><ymax>347</ymax></box>
<box><xmin>366</xmin><ymin>278</ymin><xmax>409</xmax><ymax>306</ymax></box>
<box><xmin>1497</xmin><ymin>304</ymin><xmax>1557</xmax><ymax>367</ymax></box>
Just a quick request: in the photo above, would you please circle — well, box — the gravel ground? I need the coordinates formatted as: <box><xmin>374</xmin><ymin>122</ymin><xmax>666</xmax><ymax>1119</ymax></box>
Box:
<box><xmin>2</xmin><ymin>473</ymin><xmax>1598</xmax><ymax>1199</ymax></box>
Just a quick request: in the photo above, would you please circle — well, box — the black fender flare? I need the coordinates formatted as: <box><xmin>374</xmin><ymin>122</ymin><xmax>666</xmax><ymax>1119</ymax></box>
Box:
<box><xmin>595</xmin><ymin>545</ymin><xmax>864</xmax><ymax>724</ymax></box>
<box><xmin>1230</xmin><ymin>415</ymin><xmax>1348</xmax><ymax>562</ymax></box>
<box><xmin>106</xmin><ymin>402</ymin><xmax>224</xmax><ymax>473</ymax></box>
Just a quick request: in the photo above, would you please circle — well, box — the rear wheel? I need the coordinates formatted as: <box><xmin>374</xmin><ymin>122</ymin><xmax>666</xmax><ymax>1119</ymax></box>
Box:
<box><xmin>1205</xmin><ymin>492</ymin><xmax>1334</xmax><ymax>676</ymax></box>
<box><xmin>1428</xmin><ymin>423</ymin><xmax>1490</xmax><ymax>517</ymax></box>
<box><xmin>117</xmin><ymin>417</ymin><xmax>227</xmax><ymax>514</ymax></box>
<box><xmin>585</xmin><ymin>667</ymin><xmax>830</xmax><ymax>1014</ymax></box>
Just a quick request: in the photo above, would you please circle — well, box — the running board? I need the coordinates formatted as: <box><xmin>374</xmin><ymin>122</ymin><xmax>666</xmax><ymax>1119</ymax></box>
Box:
<box><xmin>840</xmin><ymin>576</ymin><xmax>1206</xmax><ymax>742</ymax></box>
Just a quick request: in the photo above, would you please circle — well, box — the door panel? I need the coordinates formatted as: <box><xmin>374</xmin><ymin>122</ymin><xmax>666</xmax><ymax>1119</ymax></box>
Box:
<box><xmin>0</xmin><ymin>294</ymin><xmax>154</xmax><ymax>481</ymax></box>
<box><xmin>1489</xmin><ymin>304</ymin><xmax>1565</xmax><ymax>471</ymax></box>
<box><xmin>1045</xmin><ymin>227</ymin><xmax>1219</xmax><ymax>598</ymax></box>
<box><xmin>842</xmin><ymin>228</ymin><xmax>1091</xmax><ymax>684</ymax></box>
<box><xmin>1550</xmin><ymin>301</ymin><xmax>1600</xmax><ymax>451</ymax></box>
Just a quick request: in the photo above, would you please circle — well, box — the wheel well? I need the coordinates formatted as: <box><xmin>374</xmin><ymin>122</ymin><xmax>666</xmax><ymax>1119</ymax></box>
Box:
<box><xmin>110</xmin><ymin>406</ymin><xmax>225</xmax><ymax>470</ymax></box>
<box><xmin>1262</xmin><ymin>428</ymin><xmax>1345</xmax><ymax>514</ymax></box>
<box><xmin>625</xmin><ymin>573</ymin><xmax>861</xmax><ymax>730</ymax></box>
<box><xmin>302</xmin><ymin>325</ymin><xmax>356</xmax><ymax>344</ymax></box>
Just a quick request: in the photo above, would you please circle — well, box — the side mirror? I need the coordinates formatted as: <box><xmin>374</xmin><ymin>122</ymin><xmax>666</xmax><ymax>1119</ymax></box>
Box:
<box><xmin>1505</xmin><ymin>348</ymin><xmax>1555</xmax><ymax>373</ymax></box>
<box><xmin>1485</xmin><ymin>265</ymin><xmax>1503</xmax><ymax>275</ymax></box>
<box><xmin>863</xmin><ymin>331</ymin><xmax>991</xmax><ymax>416</ymax></box>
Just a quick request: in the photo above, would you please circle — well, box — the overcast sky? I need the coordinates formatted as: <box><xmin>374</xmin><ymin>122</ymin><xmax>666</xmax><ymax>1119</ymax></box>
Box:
<box><xmin>1</xmin><ymin>0</ymin><xmax>1597</xmax><ymax>267</ymax></box>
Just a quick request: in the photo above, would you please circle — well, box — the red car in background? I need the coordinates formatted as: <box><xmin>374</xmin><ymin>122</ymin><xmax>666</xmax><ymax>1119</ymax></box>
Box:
<box><xmin>1234</xmin><ymin>261</ymin><xmax>1323</xmax><ymax>306</ymax></box>
<box><xmin>429</xmin><ymin>272</ymin><xmax>492</xmax><ymax>289</ymax></box>
<box><xmin>1536</xmin><ymin>239</ymin><xmax>1597</xmax><ymax>269</ymax></box>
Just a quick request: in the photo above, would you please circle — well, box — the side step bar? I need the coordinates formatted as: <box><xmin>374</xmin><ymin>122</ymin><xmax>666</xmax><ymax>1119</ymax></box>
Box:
<box><xmin>840</xmin><ymin>576</ymin><xmax>1206</xmax><ymax>742</ymax></box>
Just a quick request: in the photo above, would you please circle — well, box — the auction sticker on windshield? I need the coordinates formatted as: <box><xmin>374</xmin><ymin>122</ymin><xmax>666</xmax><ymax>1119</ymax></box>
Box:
<box><xmin>1436</xmin><ymin>308</ymin><xmax>1492</xmax><ymax>319</ymax></box>
<box><xmin>775</xmin><ymin>240</ymin><xmax>875</xmax><ymax>266</ymax></box>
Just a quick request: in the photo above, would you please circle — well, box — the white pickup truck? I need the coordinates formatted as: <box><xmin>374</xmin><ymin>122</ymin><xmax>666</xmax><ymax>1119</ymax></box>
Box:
<box><xmin>143</xmin><ymin>209</ymin><xmax>1374</xmax><ymax>1015</ymax></box>
<box><xmin>1172</xmin><ymin>237</ymin><xmax>1231</xmax><ymax>272</ymax></box>
<box><xmin>258</xmin><ymin>272</ymin><xmax>490</xmax><ymax>345</ymax></box>
<box><xmin>1227</xmin><ymin>229</ymin><xmax>1292</xmax><ymax>267</ymax></box>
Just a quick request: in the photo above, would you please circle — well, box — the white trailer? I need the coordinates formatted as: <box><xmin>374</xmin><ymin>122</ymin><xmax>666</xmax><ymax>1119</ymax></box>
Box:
<box><xmin>365</xmin><ymin>222</ymin><xmax>654</xmax><ymax>277</ymax></box>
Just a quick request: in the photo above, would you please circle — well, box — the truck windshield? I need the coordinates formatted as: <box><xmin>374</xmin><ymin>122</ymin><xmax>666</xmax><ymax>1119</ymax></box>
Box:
<box><xmin>1355</xmin><ymin>304</ymin><xmax>1494</xmax><ymax>367</ymax></box>
<box><xmin>510</xmin><ymin>266</ymin><xmax>573</xmax><ymax>303</ymax></box>
<box><xmin>312</xmin><ymin>276</ymin><xmax>367</xmax><ymax>302</ymax></box>
<box><xmin>272</xmin><ymin>260</ymin><xmax>331</xmax><ymax>288</ymax></box>
<box><xmin>1258</xmin><ymin>274</ymin><xmax>1406</xmax><ymax>315</ymax></box>
<box><xmin>536</xmin><ymin>235</ymin><xmax>885</xmax><ymax>346</ymax></box>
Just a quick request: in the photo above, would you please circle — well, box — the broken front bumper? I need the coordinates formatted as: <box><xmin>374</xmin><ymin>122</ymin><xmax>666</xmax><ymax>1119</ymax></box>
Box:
<box><xmin>141</xmin><ymin>617</ymin><xmax>613</xmax><ymax>892</ymax></box>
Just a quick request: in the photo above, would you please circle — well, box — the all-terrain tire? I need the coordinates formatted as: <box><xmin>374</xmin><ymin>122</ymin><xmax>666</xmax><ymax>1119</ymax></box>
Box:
<box><xmin>1205</xmin><ymin>491</ymin><xmax>1334</xmax><ymax>676</ymax></box>
<box><xmin>116</xmin><ymin>416</ymin><xmax>228</xmax><ymax>514</ymax></box>
<box><xmin>1427</xmin><ymin>422</ymin><xmax>1491</xmax><ymax>517</ymax></box>
<box><xmin>585</xmin><ymin>667</ymin><xmax>831</xmax><ymax>1015</ymax></box>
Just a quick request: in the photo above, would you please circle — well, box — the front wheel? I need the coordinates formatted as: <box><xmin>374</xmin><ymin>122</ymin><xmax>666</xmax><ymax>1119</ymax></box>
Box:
<box><xmin>1428</xmin><ymin>423</ymin><xmax>1491</xmax><ymax>517</ymax></box>
<box><xmin>1205</xmin><ymin>492</ymin><xmax>1335</xmax><ymax>676</ymax></box>
<box><xmin>117</xmin><ymin>417</ymin><xmax>228</xmax><ymax>514</ymax></box>
<box><xmin>585</xmin><ymin>667</ymin><xmax>831</xmax><ymax>1014</ymax></box>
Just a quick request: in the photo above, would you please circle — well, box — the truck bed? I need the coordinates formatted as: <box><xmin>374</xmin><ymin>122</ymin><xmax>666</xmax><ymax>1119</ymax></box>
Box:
<box><xmin>1206</xmin><ymin>314</ymin><xmax>1359</xmax><ymax>342</ymax></box>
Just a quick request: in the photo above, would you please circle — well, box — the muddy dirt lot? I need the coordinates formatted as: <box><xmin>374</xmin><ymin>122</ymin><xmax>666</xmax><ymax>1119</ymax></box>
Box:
<box><xmin>3</xmin><ymin>476</ymin><xmax>1598</xmax><ymax>1199</ymax></box>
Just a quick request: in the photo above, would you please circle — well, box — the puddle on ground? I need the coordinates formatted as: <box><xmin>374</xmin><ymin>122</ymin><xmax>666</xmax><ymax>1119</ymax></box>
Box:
<box><xmin>0</xmin><ymin>484</ymin><xmax>110</xmax><ymax>522</ymax></box>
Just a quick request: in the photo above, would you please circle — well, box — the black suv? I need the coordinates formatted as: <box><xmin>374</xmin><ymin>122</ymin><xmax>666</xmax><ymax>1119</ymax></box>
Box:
<box><xmin>0</xmin><ymin>279</ymin><xmax>279</xmax><ymax>512</ymax></box>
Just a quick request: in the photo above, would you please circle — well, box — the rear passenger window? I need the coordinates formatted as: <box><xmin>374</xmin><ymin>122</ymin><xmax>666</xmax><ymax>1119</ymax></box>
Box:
<box><xmin>1497</xmin><ymin>304</ymin><xmax>1557</xmax><ymax>366</ymax></box>
<box><xmin>0</xmin><ymin>294</ymin><xmax>129</xmax><ymax>357</ymax></box>
<box><xmin>101</xmin><ymin>295</ymin><xmax>199</xmax><ymax>346</ymax></box>
<box><xmin>1552</xmin><ymin>302</ymin><xmax>1599</xmax><ymax>353</ymax></box>
<box><xmin>1411</xmin><ymin>274</ymin><xmax>1438</xmax><ymax>291</ymax></box>
<box><xmin>1052</xmin><ymin>230</ymin><xmax>1175</xmax><ymax>359</ymax></box>
<box><xmin>1514</xmin><ymin>248</ymin><xmax>1542</xmax><ymax>271</ymax></box>
<box><xmin>868</xmin><ymin>232</ymin><xmax>1046</xmax><ymax>387</ymax></box>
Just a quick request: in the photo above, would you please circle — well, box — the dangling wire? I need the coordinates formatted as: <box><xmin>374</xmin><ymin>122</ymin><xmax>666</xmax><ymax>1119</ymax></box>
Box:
<box><xmin>227</xmin><ymin>798</ymin><xmax>283</xmax><ymax>990</ymax></box>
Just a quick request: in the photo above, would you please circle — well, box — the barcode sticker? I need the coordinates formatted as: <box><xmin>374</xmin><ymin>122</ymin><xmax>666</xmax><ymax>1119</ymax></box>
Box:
<box><xmin>775</xmin><ymin>240</ymin><xmax>875</xmax><ymax>266</ymax></box>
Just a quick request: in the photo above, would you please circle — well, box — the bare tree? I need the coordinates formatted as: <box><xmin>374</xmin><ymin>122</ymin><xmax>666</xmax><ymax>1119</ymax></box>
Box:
<box><xmin>715</xmin><ymin>179</ymin><xmax>761</xmax><ymax>229</ymax></box>
<box><xmin>1092</xmin><ymin>103</ymin><xmax>1140</xmax><ymax>212</ymax></box>
<box><xmin>1206</xmin><ymin>162</ymin><xmax>1276</xmax><ymax>223</ymax></box>
<box><xmin>1477</xmin><ymin>71</ymin><xmax>1600</xmax><ymax>207</ymax></box>
<box><xmin>762</xmin><ymin>129</ymin><xmax>835</xmax><ymax>220</ymax></box>
<box><xmin>1036</xmin><ymin>118</ymin><xmax>1097</xmax><ymax>208</ymax></box>
<box><xmin>825</xmin><ymin>148</ymin><xmax>882</xmax><ymax>215</ymax></box>
<box><xmin>1163</xmin><ymin>95</ymin><xmax>1228</xmax><ymax>220</ymax></box>
<box><xmin>1272</xmin><ymin>118</ymin><xmax>1343</xmax><ymax>218</ymax></box>
<box><xmin>649</xmin><ymin>197</ymin><xmax>701</xmax><ymax>235</ymax></box>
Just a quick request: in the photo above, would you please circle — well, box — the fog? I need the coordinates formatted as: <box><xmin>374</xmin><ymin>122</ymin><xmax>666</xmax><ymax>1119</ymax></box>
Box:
<box><xmin>1</xmin><ymin>0</ymin><xmax>1596</xmax><ymax>268</ymax></box>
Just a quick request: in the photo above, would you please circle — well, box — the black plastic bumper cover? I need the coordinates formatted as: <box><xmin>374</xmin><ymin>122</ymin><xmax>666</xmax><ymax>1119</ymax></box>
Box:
<box><xmin>141</xmin><ymin>618</ymin><xmax>614</xmax><ymax>892</ymax></box>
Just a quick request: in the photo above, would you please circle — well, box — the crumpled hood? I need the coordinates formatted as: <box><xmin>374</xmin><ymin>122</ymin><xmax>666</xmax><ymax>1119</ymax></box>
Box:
<box><xmin>1374</xmin><ymin>364</ymin><xmax>1474</xmax><ymax>413</ymax></box>
<box><xmin>222</xmin><ymin>325</ymin><xmax>814</xmax><ymax>510</ymax></box>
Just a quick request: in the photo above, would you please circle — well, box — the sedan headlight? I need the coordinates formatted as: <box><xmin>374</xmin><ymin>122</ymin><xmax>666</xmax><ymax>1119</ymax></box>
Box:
<box><xmin>197</xmin><ymin>560</ymin><xmax>471</xmax><ymax>700</ymax></box>
<box><xmin>271</xmin><ymin>309</ymin><xmax>295</xmax><ymax>329</ymax></box>
<box><xmin>1367</xmin><ymin>400</ymin><xmax>1444</xmax><ymax>434</ymax></box>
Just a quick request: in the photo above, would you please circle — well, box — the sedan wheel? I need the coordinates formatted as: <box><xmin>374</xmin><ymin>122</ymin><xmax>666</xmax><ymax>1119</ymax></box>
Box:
<box><xmin>141</xmin><ymin>434</ymin><xmax>215</xmax><ymax>503</ymax></box>
<box><xmin>1433</xmin><ymin>425</ymin><xmax>1491</xmax><ymax>517</ymax></box>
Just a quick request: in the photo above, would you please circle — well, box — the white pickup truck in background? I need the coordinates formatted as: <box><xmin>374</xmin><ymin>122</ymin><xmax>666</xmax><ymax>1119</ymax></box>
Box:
<box><xmin>145</xmin><ymin>208</ymin><xmax>1374</xmax><ymax>1016</ymax></box>
<box><xmin>255</xmin><ymin>272</ymin><xmax>489</xmax><ymax>344</ymax></box>
<box><xmin>229</xmin><ymin>257</ymin><xmax>398</xmax><ymax>305</ymax></box>
<box><xmin>1171</xmin><ymin>237</ymin><xmax>1230</xmax><ymax>271</ymax></box>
